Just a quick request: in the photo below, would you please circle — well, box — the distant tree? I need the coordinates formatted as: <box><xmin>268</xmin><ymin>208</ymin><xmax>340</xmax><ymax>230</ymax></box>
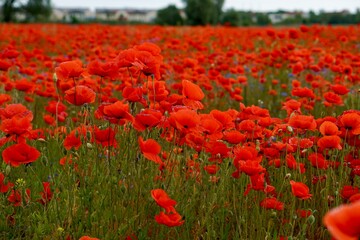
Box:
<box><xmin>256</xmin><ymin>13</ymin><xmax>271</xmax><ymax>26</ymax></box>
<box><xmin>1</xmin><ymin>0</ymin><xmax>18</xmax><ymax>22</ymax></box>
<box><xmin>155</xmin><ymin>4</ymin><xmax>183</xmax><ymax>25</ymax></box>
<box><xmin>1</xmin><ymin>0</ymin><xmax>52</xmax><ymax>22</ymax></box>
<box><xmin>221</xmin><ymin>8</ymin><xmax>240</xmax><ymax>26</ymax></box>
<box><xmin>182</xmin><ymin>0</ymin><xmax>224</xmax><ymax>25</ymax></box>
<box><xmin>23</xmin><ymin>0</ymin><xmax>52</xmax><ymax>21</ymax></box>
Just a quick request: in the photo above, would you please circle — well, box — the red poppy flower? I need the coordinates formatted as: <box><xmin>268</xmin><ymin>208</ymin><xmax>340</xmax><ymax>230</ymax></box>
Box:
<box><xmin>0</xmin><ymin>94</ymin><xmax>11</xmax><ymax>105</ymax></box>
<box><xmin>260</xmin><ymin>197</ymin><xmax>284</xmax><ymax>211</ymax></box>
<box><xmin>324</xmin><ymin>92</ymin><xmax>343</xmax><ymax>105</ymax></box>
<box><xmin>308</xmin><ymin>153</ymin><xmax>328</xmax><ymax>169</ymax></box>
<box><xmin>0</xmin><ymin>103</ymin><xmax>33</xmax><ymax>120</ymax></box>
<box><xmin>297</xmin><ymin>209</ymin><xmax>312</xmax><ymax>218</ymax></box>
<box><xmin>338</xmin><ymin>112</ymin><xmax>360</xmax><ymax>136</ymax></box>
<box><xmin>8</xmin><ymin>189</ymin><xmax>22</xmax><ymax>206</ymax></box>
<box><xmin>0</xmin><ymin>172</ymin><xmax>13</xmax><ymax>193</ymax></box>
<box><xmin>288</xmin><ymin>114</ymin><xmax>316</xmax><ymax>131</ymax></box>
<box><xmin>168</xmin><ymin>109</ymin><xmax>200</xmax><ymax>132</ymax></box>
<box><xmin>64</xmin><ymin>132</ymin><xmax>82</xmax><ymax>150</ymax></box>
<box><xmin>87</xmin><ymin>60</ymin><xmax>119</xmax><ymax>79</ymax></box>
<box><xmin>2</xmin><ymin>142</ymin><xmax>40</xmax><ymax>167</ymax></box>
<box><xmin>0</xmin><ymin>59</ymin><xmax>12</xmax><ymax>71</ymax></box>
<box><xmin>340</xmin><ymin>186</ymin><xmax>359</xmax><ymax>200</ymax></box>
<box><xmin>133</xmin><ymin>51</ymin><xmax>161</xmax><ymax>79</ymax></box>
<box><xmin>151</xmin><ymin>189</ymin><xmax>177</xmax><ymax>213</ymax></box>
<box><xmin>133</xmin><ymin>109</ymin><xmax>163</xmax><ymax>131</ymax></box>
<box><xmin>331</xmin><ymin>84</ymin><xmax>349</xmax><ymax>95</ymax></box>
<box><xmin>55</xmin><ymin>60</ymin><xmax>84</xmax><ymax>81</ymax></box>
<box><xmin>122</xmin><ymin>86</ymin><xmax>146</xmax><ymax>105</ymax></box>
<box><xmin>79</xmin><ymin>236</ymin><xmax>100</xmax><ymax>240</ymax></box>
<box><xmin>317</xmin><ymin>135</ymin><xmax>342</xmax><ymax>150</ymax></box>
<box><xmin>38</xmin><ymin>182</ymin><xmax>53</xmax><ymax>205</ymax></box>
<box><xmin>0</xmin><ymin>116</ymin><xmax>32</xmax><ymax>136</ymax></box>
<box><xmin>182</xmin><ymin>80</ymin><xmax>205</xmax><ymax>101</ymax></box>
<box><xmin>155</xmin><ymin>210</ymin><xmax>184</xmax><ymax>227</ymax></box>
<box><xmin>319</xmin><ymin>121</ymin><xmax>340</xmax><ymax>136</ymax></box>
<box><xmin>96</xmin><ymin>101</ymin><xmax>133</xmax><ymax>124</ymax></box>
<box><xmin>138</xmin><ymin>137</ymin><xmax>163</xmax><ymax>166</ymax></box>
<box><xmin>93</xmin><ymin>126</ymin><xmax>117</xmax><ymax>147</ymax></box>
<box><xmin>290</xmin><ymin>180</ymin><xmax>312</xmax><ymax>200</ymax></box>
<box><xmin>291</xmin><ymin>87</ymin><xmax>315</xmax><ymax>99</ymax></box>
<box><xmin>64</xmin><ymin>85</ymin><xmax>96</xmax><ymax>106</ymax></box>
<box><xmin>323</xmin><ymin>201</ymin><xmax>360</xmax><ymax>240</ymax></box>
<box><xmin>223</xmin><ymin>130</ymin><xmax>246</xmax><ymax>144</ymax></box>
<box><xmin>203</xmin><ymin>164</ymin><xmax>220</xmax><ymax>175</ymax></box>
<box><xmin>239</xmin><ymin>160</ymin><xmax>266</xmax><ymax>176</ymax></box>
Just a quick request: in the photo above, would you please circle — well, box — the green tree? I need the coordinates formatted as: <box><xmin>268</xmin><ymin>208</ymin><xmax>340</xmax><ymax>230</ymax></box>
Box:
<box><xmin>1</xmin><ymin>0</ymin><xmax>52</xmax><ymax>22</ymax></box>
<box><xmin>23</xmin><ymin>0</ymin><xmax>52</xmax><ymax>21</ymax></box>
<box><xmin>221</xmin><ymin>8</ymin><xmax>240</xmax><ymax>26</ymax></box>
<box><xmin>256</xmin><ymin>13</ymin><xmax>271</xmax><ymax>26</ymax></box>
<box><xmin>183</xmin><ymin>0</ymin><xmax>224</xmax><ymax>25</ymax></box>
<box><xmin>155</xmin><ymin>4</ymin><xmax>183</xmax><ymax>25</ymax></box>
<box><xmin>1</xmin><ymin>0</ymin><xmax>18</xmax><ymax>22</ymax></box>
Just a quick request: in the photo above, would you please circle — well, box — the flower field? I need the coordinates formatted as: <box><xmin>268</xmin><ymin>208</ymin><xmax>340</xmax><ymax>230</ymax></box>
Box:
<box><xmin>0</xmin><ymin>23</ymin><xmax>359</xmax><ymax>239</ymax></box>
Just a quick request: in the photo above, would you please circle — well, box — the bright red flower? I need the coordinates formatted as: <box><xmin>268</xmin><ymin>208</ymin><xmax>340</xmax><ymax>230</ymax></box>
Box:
<box><xmin>338</xmin><ymin>112</ymin><xmax>360</xmax><ymax>136</ymax></box>
<box><xmin>288</xmin><ymin>114</ymin><xmax>316</xmax><ymax>131</ymax></box>
<box><xmin>291</xmin><ymin>87</ymin><xmax>315</xmax><ymax>99</ymax></box>
<box><xmin>324</xmin><ymin>92</ymin><xmax>343</xmax><ymax>105</ymax></box>
<box><xmin>138</xmin><ymin>137</ymin><xmax>163</xmax><ymax>166</ymax></box>
<box><xmin>0</xmin><ymin>103</ymin><xmax>33</xmax><ymax>120</ymax></box>
<box><xmin>203</xmin><ymin>164</ymin><xmax>220</xmax><ymax>175</ymax></box>
<box><xmin>308</xmin><ymin>153</ymin><xmax>328</xmax><ymax>169</ymax></box>
<box><xmin>151</xmin><ymin>189</ymin><xmax>177</xmax><ymax>212</ymax></box>
<box><xmin>319</xmin><ymin>121</ymin><xmax>340</xmax><ymax>136</ymax></box>
<box><xmin>260</xmin><ymin>197</ymin><xmax>284</xmax><ymax>211</ymax></box>
<box><xmin>87</xmin><ymin>60</ymin><xmax>119</xmax><ymax>79</ymax></box>
<box><xmin>317</xmin><ymin>135</ymin><xmax>342</xmax><ymax>150</ymax></box>
<box><xmin>0</xmin><ymin>115</ymin><xmax>32</xmax><ymax>136</ymax></box>
<box><xmin>55</xmin><ymin>60</ymin><xmax>84</xmax><ymax>81</ymax></box>
<box><xmin>323</xmin><ymin>201</ymin><xmax>360</xmax><ymax>240</ymax></box>
<box><xmin>38</xmin><ymin>182</ymin><xmax>53</xmax><ymax>205</ymax></box>
<box><xmin>79</xmin><ymin>236</ymin><xmax>100</xmax><ymax>240</ymax></box>
<box><xmin>133</xmin><ymin>109</ymin><xmax>163</xmax><ymax>131</ymax></box>
<box><xmin>168</xmin><ymin>109</ymin><xmax>200</xmax><ymax>132</ymax></box>
<box><xmin>2</xmin><ymin>142</ymin><xmax>40</xmax><ymax>167</ymax></box>
<box><xmin>96</xmin><ymin>101</ymin><xmax>133</xmax><ymax>124</ymax></box>
<box><xmin>182</xmin><ymin>80</ymin><xmax>205</xmax><ymax>101</ymax></box>
<box><xmin>93</xmin><ymin>126</ymin><xmax>117</xmax><ymax>147</ymax></box>
<box><xmin>155</xmin><ymin>210</ymin><xmax>184</xmax><ymax>227</ymax></box>
<box><xmin>64</xmin><ymin>85</ymin><xmax>96</xmax><ymax>106</ymax></box>
<box><xmin>0</xmin><ymin>172</ymin><xmax>13</xmax><ymax>193</ymax></box>
<box><xmin>290</xmin><ymin>180</ymin><xmax>312</xmax><ymax>200</ymax></box>
<box><xmin>8</xmin><ymin>190</ymin><xmax>22</xmax><ymax>206</ymax></box>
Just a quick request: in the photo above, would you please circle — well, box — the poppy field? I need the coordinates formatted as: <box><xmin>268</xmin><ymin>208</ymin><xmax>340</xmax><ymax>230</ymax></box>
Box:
<box><xmin>0</xmin><ymin>23</ymin><xmax>359</xmax><ymax>239</ymax></box>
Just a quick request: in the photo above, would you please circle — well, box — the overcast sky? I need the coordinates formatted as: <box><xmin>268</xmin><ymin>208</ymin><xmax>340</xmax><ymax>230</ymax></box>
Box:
<box><xmin>52</xmin><ymin>0</ymin><xmax>359</xmax><ymax>12</ymax></box>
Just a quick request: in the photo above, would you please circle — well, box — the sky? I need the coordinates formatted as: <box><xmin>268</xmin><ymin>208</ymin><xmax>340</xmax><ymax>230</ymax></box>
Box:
<box><xmin>52</xmin><ymin>0</ymin><xmax>360</xmax><ymax>13</ymax></box>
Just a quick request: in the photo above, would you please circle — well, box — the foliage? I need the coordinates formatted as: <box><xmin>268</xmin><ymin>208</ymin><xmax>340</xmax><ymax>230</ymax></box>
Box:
<box><xmin>183</xmin><ymin>0</ymin><xmax>224</xmax><ymax>25</ymax></box>
<box><xmin>0</xmin><ymin>0</ymin><xmax>52</xmax><ymax>22</ymax></box>
<box><xmin>155</xmin><ymin>4</ymin><xmax>183</xmax><ymax>26</ymax></box>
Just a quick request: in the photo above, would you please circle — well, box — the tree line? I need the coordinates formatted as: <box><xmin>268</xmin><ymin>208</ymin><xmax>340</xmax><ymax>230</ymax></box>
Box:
<box><xmin>157</xmin><ymin>0</ymin><xmax>360</xmax><ymax>26</ymax></box>
<box><xmin>2</xmin><ymin>0</ymin><xmax>360</xmax><ymax>25</ymax></box>
<box><xmin>1</xmin><ymin>0</ymin><xmax>51</xmax><ymax>22</ymax></box>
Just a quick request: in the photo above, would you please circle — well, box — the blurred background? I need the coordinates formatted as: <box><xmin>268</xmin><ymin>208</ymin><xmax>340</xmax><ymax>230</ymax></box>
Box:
<box><xmin>1</xmin><ymin>0</ymin><xmax>359</xmax><ymax>25</ymax></box>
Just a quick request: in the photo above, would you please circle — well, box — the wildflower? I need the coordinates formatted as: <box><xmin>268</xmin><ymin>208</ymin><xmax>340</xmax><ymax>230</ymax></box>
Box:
<box><xmin>323</xmin><ymin>201</ymin><xmax>360</xmax><ymax>240</ymax></box>
<box><xmin>290</xmin><ymin>180</ymin><xmax>312</xmax><ymax>200</ymax></box>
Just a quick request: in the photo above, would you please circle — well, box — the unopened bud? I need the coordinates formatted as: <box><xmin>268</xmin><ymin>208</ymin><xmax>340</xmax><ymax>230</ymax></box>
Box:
<box><xmin>287</xmin><ymin>125</ymin><xmax>293</xmax><ymax>133</ymax></box>
<box><xmin>53</xmin><ymin>73</ymin><xmax>58</xmax><ymax>82</ymax></box>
